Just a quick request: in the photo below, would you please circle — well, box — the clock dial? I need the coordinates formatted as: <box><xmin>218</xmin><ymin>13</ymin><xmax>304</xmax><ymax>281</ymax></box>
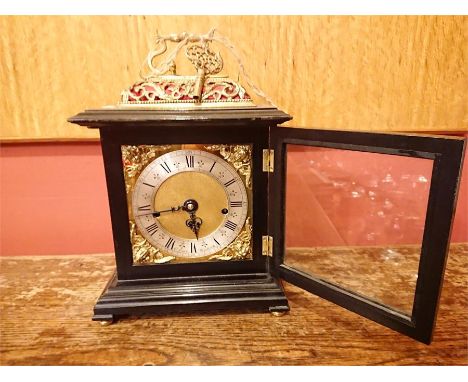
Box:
<box><xmin>132</xmin><ymin>149</ymin><xmax>249</xmax><ymax>259</ymax></box>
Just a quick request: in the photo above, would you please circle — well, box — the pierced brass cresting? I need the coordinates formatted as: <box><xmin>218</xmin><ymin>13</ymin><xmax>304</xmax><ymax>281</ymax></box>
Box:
<box><xmin>119</xmin><ymin>28</ymin><xmax>277</xmax><ymax>108</ymax></box>
<box><xmin>120</xmin><ymin>76</ymin><xmax>252</xmax><ymax>106</ymax></box>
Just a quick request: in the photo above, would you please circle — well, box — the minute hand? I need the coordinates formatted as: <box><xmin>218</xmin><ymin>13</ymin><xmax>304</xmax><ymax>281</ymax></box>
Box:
<box><xmin>136</xmin><ymin>206</ymin><xmax>182</xmax><ymax>218</ymax></box>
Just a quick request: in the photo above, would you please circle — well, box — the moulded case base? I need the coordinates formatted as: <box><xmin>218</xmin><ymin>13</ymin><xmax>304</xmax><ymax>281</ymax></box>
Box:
<box><xmin>92</xmin><ymin>271</ymin><xmax>290</xmax><ymax>323</ymax></box>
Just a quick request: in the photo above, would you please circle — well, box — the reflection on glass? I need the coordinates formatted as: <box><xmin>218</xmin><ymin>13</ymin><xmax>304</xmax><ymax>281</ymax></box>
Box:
<box><xmin>284</xmin><ymin>145</ymin><xmax>433</xmax><ymax>316</ymax></box>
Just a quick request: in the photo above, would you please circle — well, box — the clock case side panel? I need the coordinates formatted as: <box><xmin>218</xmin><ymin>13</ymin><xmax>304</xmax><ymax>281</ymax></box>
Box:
<box><xmin>269</xmin><ymin>127</ymin><xmax>465</xmax><ymax>344</ymax></box>
<box><xmin>98</xmin><ymin>121</ymin><xmax>272</xmax><ymax>281</ymax></box>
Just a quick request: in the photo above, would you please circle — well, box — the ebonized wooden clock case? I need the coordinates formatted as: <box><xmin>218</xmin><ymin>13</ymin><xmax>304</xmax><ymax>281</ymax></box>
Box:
<box><xmin>68</xmin><ymin>33</ymin><xmax>465</xmax><ymax>344</ymax></box>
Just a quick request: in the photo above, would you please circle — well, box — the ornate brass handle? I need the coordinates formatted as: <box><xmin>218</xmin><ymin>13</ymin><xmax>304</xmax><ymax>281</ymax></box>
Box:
<box><xmin>185</xmin><ymin>44</ymin><xmax>223</xmax><ymax>101</ymax></box>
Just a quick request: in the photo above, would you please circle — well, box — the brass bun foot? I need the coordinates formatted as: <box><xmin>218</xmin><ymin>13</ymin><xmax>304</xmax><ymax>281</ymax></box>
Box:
<box><xmin>270</xmin><ymin>310</ymin><xmax>288</xmax><ymax>317</ymax></box>
<box><xmin>99</xmin><ymin>320</ymin><xmax>113</xmax><ymax>326</ymax></box>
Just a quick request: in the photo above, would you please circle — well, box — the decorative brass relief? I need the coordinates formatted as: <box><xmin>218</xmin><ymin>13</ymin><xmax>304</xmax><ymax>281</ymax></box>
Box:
<box><xmin>185</xmin><ymin>43</ymin><xmax>224</xmax><ymax>100</ymax></box>
<box><xmin>202</xmin><ymin>80</ymin><xmax>249</xmax><ymax>102</ymax></box>
<box><xmin>130</xmin><ymin>221</ymin><xmax>175</xmax><ymax>265</ymax></box>
<box><xmin>119</xmin><ymin>76</ymin><xmax>253</xmax><ymax>106</ymax></box>
<box><xmin>121</xmin><ymin>79</ymin><xmax>194</xmax><ymax>104</ymax></box>
<box><xmin>122</xmin><ymin>145</ymin><xmax>174</xmax><ymax>265</ymax></box>
<box><xmin>209</xmin><ymin>218</ymin><xmax>252</xmax><ymax>261</ymax></box>
<box><xmin>204</xmin><ymin>144</ymin><xmax>252</xmax><ymax>189</ymax></box>
<box><xmin>121</xmin><ymin>145</ymin><xmax>172</xmax><ymax>195</ymax></box>
<box><xmin>185</xmin><ymin>44</ymin><xmax>223</xmax><ymax>77</ymax></box>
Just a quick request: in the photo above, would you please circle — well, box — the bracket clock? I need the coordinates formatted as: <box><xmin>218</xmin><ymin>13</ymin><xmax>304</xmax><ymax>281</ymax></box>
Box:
<box><xmin>68</xmin><ymin>31</ymin><xmax>465</xmax><ymax>344</ymax></box>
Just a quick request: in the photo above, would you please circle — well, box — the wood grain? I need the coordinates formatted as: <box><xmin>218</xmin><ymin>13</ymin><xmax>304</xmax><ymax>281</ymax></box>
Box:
<box><xmin>1</xmin><ymin>244</ymin><xmax>466</xmax><ymax>365</ymax></box>
<box><xmin>0</xmin><ymin>16</ymin><xmax>466</xmax><ymax>141</ymax></box>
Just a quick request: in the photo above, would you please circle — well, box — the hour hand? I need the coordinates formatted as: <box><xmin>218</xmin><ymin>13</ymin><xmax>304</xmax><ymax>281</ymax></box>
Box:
<box><xmin>186</xmin><ymin>214</ymin><xmax>203</xmax><ymax>240</ymax></box>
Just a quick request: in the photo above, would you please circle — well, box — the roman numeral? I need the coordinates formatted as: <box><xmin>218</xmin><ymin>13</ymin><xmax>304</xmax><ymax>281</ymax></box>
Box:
<box><xmin>160</xmin><ymin>162</ymin><xmax>171</xmax><ymax>173</ymax></box>
<box><xmin>230</xmin><ymin>201</ymin><xmax>242</xmax><ymax>208</ymax></box>
<box><xmin>224</xmin><ymin>220</ymin><xmax>237</xmax><ymax>231</ymax></box>
<box><xmin>186</xmin><ymin>155</ymin><xmax>194</xmax><ymax>168</ymax></box>
<box><xmin>209</xmin><ymin>161</ymin><xmax>216</xmax><ymax>172</ymax></box>
<box><xmin>138</xmin><ymin>204</ymin><xmax>151</xmax><ymax>211</ymax></box>
<box><xmin>213</xmin><ymin>238</ymin><xmax>220</xmax><ymax>246</ymax></box>
<box><xmin>145</xmin><ymin>223</ymin><xmax>159</xmax><ymax>236</ymax></box>
<box><xmin>190</xmin><ymin>243</ymin><xmax>197</xmax><ymax>253</ymax></box>
<box><xmin>224</xmin><ymin>179</ymin><xmax>236</xmax><ymax>187</ymax></box>
<box><xmin>165</xmin><ymin>237</ymin><xmax>175</xmax><ymax>250</ymax></box>
<box><xmin>142</xmin><ymin>182</ymin><xmax>155</xmax><ymax>188</ymax></box>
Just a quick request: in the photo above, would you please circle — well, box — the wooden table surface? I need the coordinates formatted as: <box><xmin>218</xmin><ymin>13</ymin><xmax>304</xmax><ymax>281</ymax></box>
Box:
<box><xmin>1</xmin><ymin>244</ymin><xmax>467</xmax><ymax>366</ymax></box>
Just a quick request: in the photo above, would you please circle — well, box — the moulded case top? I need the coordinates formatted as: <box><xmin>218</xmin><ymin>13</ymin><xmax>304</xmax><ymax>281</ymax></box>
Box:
<box><xmin>67</xmin><ymin>107</ymin><xmax>292</xmax><ymax>129</ymax></box>
<box><xmin>269</xmin><ymin>127</ymin><xmax>465</xmax><ymax>344</ymax></box>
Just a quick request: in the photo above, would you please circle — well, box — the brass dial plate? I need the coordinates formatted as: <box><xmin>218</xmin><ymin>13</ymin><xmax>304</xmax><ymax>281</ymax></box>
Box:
<box><xmin>129</xmin><ymin>148</ymin><xmax>251</xmax><ymax>262</ymax></box>
<box><xmin>154</xmin><ymin>171</ymin><xmax>227</xmax><ymax>240</ymax></box>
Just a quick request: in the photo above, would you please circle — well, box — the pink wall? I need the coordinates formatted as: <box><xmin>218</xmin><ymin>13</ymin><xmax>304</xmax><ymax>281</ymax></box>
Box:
<box><xmin>1</xmin><ymin>139</ymin><xmax>467</xmax><ymax>256</ymax></box>
<box><xmin>0</xmin><ymin>143</ymin><xmax>113</xmax><ymax>256</ymax></box>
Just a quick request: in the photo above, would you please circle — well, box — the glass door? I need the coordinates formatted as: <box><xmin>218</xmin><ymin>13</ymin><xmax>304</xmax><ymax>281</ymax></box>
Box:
<box><xmin>270</xmin><ymin>127</ymin><xmax>465</xmax><ymax>343</ymax></box>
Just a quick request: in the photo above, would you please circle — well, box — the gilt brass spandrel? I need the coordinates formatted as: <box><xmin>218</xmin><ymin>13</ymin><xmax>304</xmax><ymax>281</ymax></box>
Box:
<box><xmin>203</xmin><ymin>144</ymin><xmax>252</xmax><ymax>189</ymax></box>
<box><xmin>133</xmin><ymin>218</ymin><xmax>252</xmax><ymax>265</ymax></box>
<box><xmin>209</xmin><ymin>217</ymin><xmax>252</xmax><ymax>261</ymax></box>
<box><xmin>130</xmin><ymin>221</ymin><xmax>175</xmax><ymax>265</ymax></box>
<box><xmin>121</xmin><ymin>144</ymin><xmax>174</xmax><ymax>199</ymax></box>
<box><xmin>121</xmin><ymin>144</ymin><xmax>177</xmax><ymax>265</ymax></box>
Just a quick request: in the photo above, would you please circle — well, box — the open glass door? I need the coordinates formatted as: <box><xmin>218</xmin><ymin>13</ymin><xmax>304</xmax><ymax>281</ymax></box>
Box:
<box><xmin>269</xmin><ymin>127</ymin><xmax>465</xmax><ymax>344</ymax></box>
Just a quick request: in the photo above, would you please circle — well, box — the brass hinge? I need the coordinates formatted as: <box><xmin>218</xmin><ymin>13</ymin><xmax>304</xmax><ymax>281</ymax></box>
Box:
<box><xmin>262</xmin><ymin>149</ymin><xmax>274</xmax><ymax>173</ymax></box>
<box><xmin>262</xmin><ymin>235</ymin><xmax>273</xmax><ymax>257</ymax></box>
